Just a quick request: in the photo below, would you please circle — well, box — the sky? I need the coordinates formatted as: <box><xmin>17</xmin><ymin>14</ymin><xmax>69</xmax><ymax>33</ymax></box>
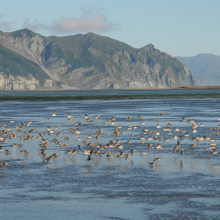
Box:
<box><xmin>0</xmin><ymin>0</ymin><xmax>220</xmax><ymax>57</ymax></box>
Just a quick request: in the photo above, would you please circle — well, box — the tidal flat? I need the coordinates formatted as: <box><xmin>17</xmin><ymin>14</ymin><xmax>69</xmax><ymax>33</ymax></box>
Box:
<box><xmin>0</xmin><ymin>90</ymin><xmax>220</xmax><ymax>220</ymax></box>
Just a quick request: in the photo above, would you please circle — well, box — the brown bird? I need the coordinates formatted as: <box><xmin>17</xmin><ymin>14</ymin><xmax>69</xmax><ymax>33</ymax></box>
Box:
<box><xmin>125</xmin><ymin>154</ymin><xmax>131</xmax><ymax>160</ymax></box>
<box><xmin>1</xmin><ymin>162</ymin><xmax>8</xmax><ymax>170</ymax></box>
<box><xmin>129</xmin><ymin>134</ymin><xmax>134</xmax><ymax>140</ymax></box>
<box><xmin>179</xmin><ymin>149</ymin><xmax>184</xmax><ymax>155</ymax></box>
<box><xmin>117</xmin><ymin>151</ymin><xmax>125</xmax><ymax>157</ymax></box>
<box><xmin>137</xmin><ymin>116</ymin><xmax>143</xmax><ymax>120</ymax></box>
<box><xmin>148</xmin><ymin>143</ymin><xmax>153</xmax><ymax>150</ymax></box>
<box><xmin>53</xmin><ymin>153</ymin><xmax>59</xmax><ymax>161</ymax></box>
<box><xmin>39</xmin><ymin>150</ymin><xmax>47</xmax><ymax>159</ymax></box>
<box><xmin>130</xmin><ymin>149</ymin><xmax>136</xmax><ymax>155</ymax></box>
<box><xmin>45</xmin><ymin>155</ymin><xmax>53</xmax><ymax>163</ymax></box>
<box><xmin>153</xmin><ymin>157</ymin><xmax>161</xmax><ymax>162</ymax></box>
<box><xmin>24</xmin><ymin>149</ymin><xmax>30</xmax><ymax>157</ymax></box>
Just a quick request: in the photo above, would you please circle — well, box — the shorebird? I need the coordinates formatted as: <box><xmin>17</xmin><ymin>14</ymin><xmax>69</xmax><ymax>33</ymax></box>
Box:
<box><xmin>117</xmin><ymin>151</ymin><xmax>125</xmax><ymax>157</ymax></box>
<box><xmin>156</xmin><ymin>124</ymin><xmax>161</xmax><ymax>129</ymax></box>
<box><xmin>148</xmin><ymin>143</ymin><xmax>154</xmax><ymax>150</ymax></box>
<box><xmin>159</xmin><ymin>112</ymin><xmax>165</xmax><ymax>116</ymax></box>
<box><xmin>141</xmin><ymin>152</ymin><xmax>148</xmax><ymax>155</ymax></box>
<box><xmin>210</xmin><ymin>149</ymin><xmax>218</xmax><ymax>154</ymax></box>
<box><xmin>173</xmin><ymin>134</ymin><xmax>178</xmax><ymax>140</ymax></box>
<box><xmin>45</xmin><ymin>155</ymin><xmax>53</xmax><ymax>163</ymax></box>
<box><xmin>153</xmin><ymin>157</ymin><xmax>161</xmax><ymax>162</ymax></box>
<box><xmin>44</xmin><ymin>118</ymin><xmax>50</xmax><ymax>122</ymax></box>
<box><xmin>39</xmin><ymin>150</ymin><xmax>47</xmax><ymax>159</ymax></box>
<box><xmin>106</xmin><ymin>152</ymin><xmax>113</xmax><ymax>158</ymax></box>
<box><xmin>83</xmin><ymin>150</ymin><xmax>91</xmax><ymax>155</ymax></box>
<box><xmin>95</xmin><ymin>114</ymin><xmax>100</xmax><ymax>120</ymax></box>
<box><xmin>180</xmin><ymin>117</ymin><xmax>186</xmax><ymax>122</ymax></box>
<box><xmin>129</xmin><ymin>134</ymin><xmax>134</xmax><ymax>140</ymax></box>
<box><xmin>130</xmin><ymin>149</ymin><xmax>136</xmax><ymax>155</ymax></box>
<box><xmin>20</xmin><ymin>149</ymin><xmax>30</xmax><ymax>157</ymax></box>
<box><xmin>71</xmin><ymin>149</ymin><xmax>76</xmax><ymax>155</ymax></box>
<box><xmin>67</xmin><ymin>112</ymin><xmax>74</xmax><ymax>120</ymax></box>
<box><xmin>1</xmin><ymin>162</ymin><xmax>8</xmax><ymax>170</ymax></box>
<box><xmin>125</xmin><ymin>154</ymin><xmax>131</xmax><ymax>160</ymax></box>
<box><xmin>155</xmin><ymin>144</ymin><xmax>163</xmax><ymax>149</ymax></box>
<box><xmin>179</xmin><ymin>149</ymin><xmax>184</xmax><ymax>155</ymax></box>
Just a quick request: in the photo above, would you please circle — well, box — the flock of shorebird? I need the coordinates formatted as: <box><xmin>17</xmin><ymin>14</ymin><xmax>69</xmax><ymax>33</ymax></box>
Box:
<box><xmin>0</xmin><ymin>112</ymin><xmax>219</xmax><ymax>170</ymax></box>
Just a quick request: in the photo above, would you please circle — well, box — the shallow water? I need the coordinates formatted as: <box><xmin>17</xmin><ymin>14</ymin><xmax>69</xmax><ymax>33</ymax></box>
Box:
<box><xmin>0</xmin><ymin>90</ymin><xmax>220</xmax><ymax>219</ymax></box>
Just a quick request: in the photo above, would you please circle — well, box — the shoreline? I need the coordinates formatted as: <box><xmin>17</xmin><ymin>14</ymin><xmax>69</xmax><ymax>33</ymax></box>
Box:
<box><xmin>0</xmin><ymin>85</ymin><xmax>220</xmax><ymax>93</ymax></box>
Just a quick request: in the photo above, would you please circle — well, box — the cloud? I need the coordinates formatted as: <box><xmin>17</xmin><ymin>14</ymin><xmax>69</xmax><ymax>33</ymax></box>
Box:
<box><xmin>23</xmin><ymin>8</ymin><xmax>120</xmax><ymax>34</ymax></box>
<box><xmin>0</xmin><ymin>15</ymin><xmax>12</xmax><ymax>31</ymax></box>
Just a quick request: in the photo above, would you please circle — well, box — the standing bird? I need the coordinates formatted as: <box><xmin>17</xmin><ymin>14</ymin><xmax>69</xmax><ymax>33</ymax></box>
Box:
<box><xmin>1</xmin><ymin>162</ymin><xmax>8</xmax><ymax>170</ymax></box>
<box><xmin>137</xmin><ymin>116</ymin><xmax>143</xmax><ymax>120</ymax></box>
<box><xmin>179</xmin><ymin>149</ymin><xmax>184</xmax><ymax>155</ymax></box>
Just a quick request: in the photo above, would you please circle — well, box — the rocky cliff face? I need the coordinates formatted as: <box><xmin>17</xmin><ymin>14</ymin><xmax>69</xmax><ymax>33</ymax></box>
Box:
<box><xmin>0</xmin><ymin>73</ymin><xmax>63</xmax><ymax>90</ymax></box>
<box><xmin>0</xmin><ymin>73</ymin><xmax>39</xmax><ymax>90</ymax></box>
<box><xmin>0</xmin><ymin>29</ymin><xmax>197</xmax><ymax>90</ymax></box>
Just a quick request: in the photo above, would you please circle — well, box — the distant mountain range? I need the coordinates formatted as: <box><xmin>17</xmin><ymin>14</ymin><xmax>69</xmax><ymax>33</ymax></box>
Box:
<box><xmin>176</xmin><ymin>54</ymin><xmax>220</xmax><ymax>86</ymax></box>
<box><xmin>0</xmin><ymin>29</ymin><xmax>196</xmax><ymax>90</ymax></box>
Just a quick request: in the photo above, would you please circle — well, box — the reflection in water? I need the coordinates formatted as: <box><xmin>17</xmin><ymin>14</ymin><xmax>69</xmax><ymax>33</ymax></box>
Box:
<box><xmin>180</xmin><ymin>160</ymin><xmax>183</xmax><ymax>169</ymax></box>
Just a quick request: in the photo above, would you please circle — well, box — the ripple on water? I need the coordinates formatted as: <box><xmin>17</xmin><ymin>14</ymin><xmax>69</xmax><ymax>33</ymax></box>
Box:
<box><xmin>0</xmin><ymin>92</ymin><xmax>220</xmax><ymax>219</ymax></box>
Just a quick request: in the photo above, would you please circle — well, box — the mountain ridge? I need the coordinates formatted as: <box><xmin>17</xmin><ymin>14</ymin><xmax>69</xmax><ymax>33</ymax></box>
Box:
<box><xmin>0</xmin><ymin>28</ymin><xmax>196</xmax><ymax>90</ymax></box>
<box><xmin>176</xmin><ymin>53</ymin><xmax>220</xmax><ymax>86</ymax></box>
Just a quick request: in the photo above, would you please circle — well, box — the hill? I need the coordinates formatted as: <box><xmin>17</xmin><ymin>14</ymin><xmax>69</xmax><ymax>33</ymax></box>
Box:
<box><xmin>176</xmin><ymin>53</ymin><xmax>220</xmax><ymax>86</ymax></box>
<box><xmin>0</xmin><ymin>29</ymin><xmax>196</xmax><ymax>90</ymax></box>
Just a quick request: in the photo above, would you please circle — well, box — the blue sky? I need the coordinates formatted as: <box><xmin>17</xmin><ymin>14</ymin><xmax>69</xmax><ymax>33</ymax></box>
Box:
<box><xmin>0</xmin><ymin>0</ymin><xmax>220</xmax><ymax>57</ymax></box>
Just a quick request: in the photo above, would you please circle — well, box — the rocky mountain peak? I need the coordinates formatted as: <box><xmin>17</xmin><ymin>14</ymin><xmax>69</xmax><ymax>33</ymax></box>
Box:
<box><xmin>0</xmin><ymin>28</ymin><xmax>197</xmax><ymax>90</ymax></box>
<box><xmin>141</xmin><ymin>44</ymin><xmax>156</xmax><ymax>53</ymax></box>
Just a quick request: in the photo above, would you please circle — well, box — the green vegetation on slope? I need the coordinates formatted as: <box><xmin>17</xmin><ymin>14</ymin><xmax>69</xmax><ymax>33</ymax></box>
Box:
<box><xmin>0</xmin><ymin>43</ymin><xmax>50</xmax><ymax>86</ymax></box>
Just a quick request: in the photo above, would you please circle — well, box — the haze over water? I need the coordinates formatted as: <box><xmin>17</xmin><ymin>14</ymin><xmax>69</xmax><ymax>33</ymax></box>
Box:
<box><xmin>0</xmin><ymin>90</ymin><xmax>220</xmax><ymax>219</ymax></box>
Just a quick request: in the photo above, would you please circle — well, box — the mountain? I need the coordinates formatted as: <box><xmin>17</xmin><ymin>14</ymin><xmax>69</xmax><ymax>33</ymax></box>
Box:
<box><xmin>0</xmin><ymin>29</ymin><xmax>196</xmax><ymax>90</ymax></box>
<box><xmin>176</xmin><ymin>54</ymin><xmax>220</xmax><ymax>86</ymax></box>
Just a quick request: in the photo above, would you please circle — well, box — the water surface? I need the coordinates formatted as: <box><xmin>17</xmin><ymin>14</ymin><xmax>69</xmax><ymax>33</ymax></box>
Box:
<box><xmin>0</xmin><ymin>90</ymin><xmax>220</xmax><ymax>219</ymax></box>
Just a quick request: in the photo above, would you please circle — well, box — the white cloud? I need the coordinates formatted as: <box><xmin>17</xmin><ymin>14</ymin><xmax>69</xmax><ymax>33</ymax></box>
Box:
<box><xmin>23</xmin><ymin>8</ymin><xmax>119</xmax><ymax>34</ymax></box>
<box><xmin>0</xmin><ymin>15</ymin><xmax>12</xmax><ymax>31</ymax></box>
